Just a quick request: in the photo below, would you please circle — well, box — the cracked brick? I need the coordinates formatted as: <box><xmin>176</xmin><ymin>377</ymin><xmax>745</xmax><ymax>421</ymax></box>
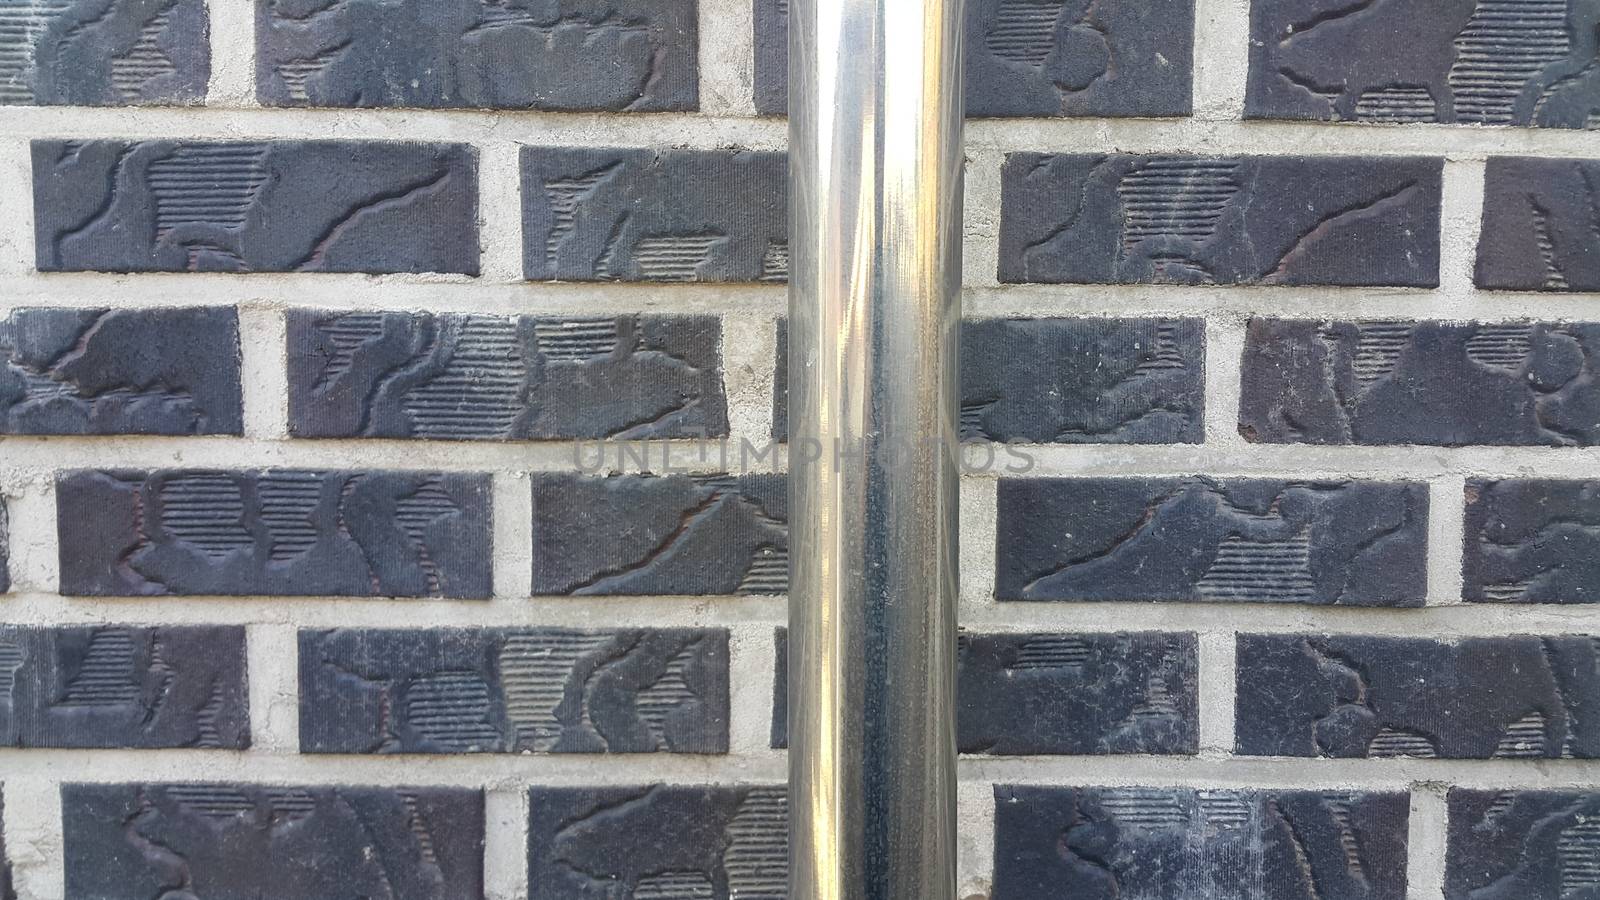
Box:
<box><xmin>1446</xmin><ymin>789</ymin><xmax>1600</xmax><ymax>899</ymax></box>
<box><xmin>1464</xmin><ymin>479</ymin><xmax>1600</xmax><ymax>604</ymax></box>
<box><xmin>1477</xmin><ymin>158</ymin><xmax>1600</xmax><ymax>292</ymax></box>
<box><xmin>0</xmin><ymin>0</ymin><xmax>208</xmax><ymax>106</ymax></box>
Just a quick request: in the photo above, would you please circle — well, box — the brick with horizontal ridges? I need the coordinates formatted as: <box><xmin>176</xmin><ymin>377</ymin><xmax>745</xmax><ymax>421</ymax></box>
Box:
<box><xmin>1465</xmin><ymin>479</ymin><xmax>1600</xmax><ymax>603</ymax></box>
<box><xmin>1477</xmin><ymin>157</ymin><xmax>1600</xmax><ymax>291</ymax></box>
<box><xmin>1445</xmin><ymin>789</ymin><xmax>1600</xmax><ymax>899</ymax></box>
<box><xmin>0</xmin><ymin>0</ymin><xmax>208</xmax><ymax>106</ymax></box>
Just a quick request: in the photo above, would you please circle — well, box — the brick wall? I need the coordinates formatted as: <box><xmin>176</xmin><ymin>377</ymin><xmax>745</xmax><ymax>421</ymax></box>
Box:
<box><xmin>0</xmin><ymin>0</ymin><xmax>1597</xmax><ymax>897</ymax></box>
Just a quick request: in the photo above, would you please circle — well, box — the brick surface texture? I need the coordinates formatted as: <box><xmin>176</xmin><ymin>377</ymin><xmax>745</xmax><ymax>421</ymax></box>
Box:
<box><xmin>0</xmin><ymin>0</ymin><xmax>1594</xmax><ymax>895</ymax></box>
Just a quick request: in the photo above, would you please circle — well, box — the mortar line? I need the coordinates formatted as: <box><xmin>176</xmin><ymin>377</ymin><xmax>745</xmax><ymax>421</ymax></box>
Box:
<box><xmin>493</xmin><ymin>471</ymin><xmax>535</xmax><ymax>601</ymax></box>
<box><xmin>1189</xmin><ymin>0</ymin><xmax>1251</xmax><ymax>121</ymax></box>
<box><xmin>238</xmin><ymin>304</ymin><xmax>290</xmax><ymax>440</ymax></box>
<box><xmin>1438</xmin><ymin>159</ymin><xmax>1488</xmax><ymax>310</ymax></box>
<box><xmin>728</xmin><ymin>621</ymin><xmax>779</xmax><ymax>755</ymax></box>
<box><xmin>245</xmin><ymin>622</ymin><xmax>301</xmax><ymax>753</ymax></box>
<box><xmin>962</xmin><ymin>149</ymin><xmax>1005</xmax><ymax>290</ymax></box>
<box><xmin>476</xmin><ymin>141</ymin><xmax>526</xmax><ymax>283</ymax></box>
<box><xmin>958</xmin><ymin>476</ymin><xmax>998</xmax><ymax>611</ymax></box>
<box><xmin>1407</xmin><ymin>783</ymin><xmax>1450</xmax><ymax>900</ymax></box>
<box><xmin>484</xmin><ymin>786</ymin><xmax>530</xmax><ymax>900</ymax></box>
<box><xmin>207</xmin><ymin>0</ymin><xmax>259</xmax><ymax>107</ymax></box>
<box><xmin>1428</xmin><ymin>475</ymin><xmax>1468</xmax><ymax>607</ymax></box>
<box><xmin>1197</xmin><ymin>631</ymin><xmax>1237</xmax><ymax>758</ymax></box>
<box><xmin>0</xmin><ymin>140</ymin><xmax>33</xmax><ymax>279</ymax></box>
<box><xmin>5</xmin><ymin>777</ymin><xmax>65</xmax><ymax>900</ymax></box>
<box><xmin>698</xmin><ymin>0</ymin><xmax>757</xmax><ymax>117</ymax></box>
<box><xmin>1203</xmin><ymin>314</ymin><xmax>1247</xmax><ymax>448</ymax></box>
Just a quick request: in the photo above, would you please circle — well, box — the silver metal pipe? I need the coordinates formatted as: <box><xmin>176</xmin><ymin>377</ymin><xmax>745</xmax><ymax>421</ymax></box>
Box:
<box><xmin>786</xmin><ymin>0</ymin><xmax>964</xmax><ymax>893</ymax></box>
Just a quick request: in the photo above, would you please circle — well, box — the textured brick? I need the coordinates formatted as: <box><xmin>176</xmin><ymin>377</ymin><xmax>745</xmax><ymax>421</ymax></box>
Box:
<box><xmin>994</xmin><ymin>785</ymin><xmax>1410</xmax><ymax>900</ymax></box>
<box><xmin>522</xmin><ymin>147</ymin><xmax>786</xmax><ymax>282</ymax></box>
<box><xmin>64</xmin><ymin>783</ymin><xmax>483</xmax><ymax>899</ymax></box>
<box><xmin>57</xmin><ymin>469</ymin><xmax>493</xmax><ymax>597</ymax></box>
<box><xmin>772</xmin><ymin>628</ymin><xmax>1198</xmax><ymax>754</ymax></box>
<box><xmin>0</xmin><ymin>497</ymin><xmax>11</xmax><ymax>595</ymax></box>
<box><xmin>1465</xmin><ymin>479</ymin><xmax>1600</xmax><ymax>604</ymax></box>
<box><xmin>753</xmin><ymin>0</ymin><xmax>1193</xmax><ymax>117</ymax></box>
<box><xmin>300</xmin><ymin>627</ymin><xmax>728</xmax><ymax>753</ymax></box>
<box><xmin>528</xmin><ymin>785</ymin><xmax>787</xmax><ymax>898</ymax></box>
<box><xmin>0</xmin><ymin>625</ymin><xmax>247</xmax><ymax>749</ymax></box>
<box><xmin>33</xmin><ymin>140</ymin><xmax>479</xmax><ymax>274</ymax></box>
<box><xmin>288</xmin><ymin>310</ymin><xmax>728</xmax><ymax>440</ymax></box>
<box><xmin>1236</xmin><ymin>633</ymin><xmax>1600</xmax><ymax>758</ymax></box>
<box><xmin>0</xmin><ymin>0</ymin><xmax>208</xmax><ymax>106</ymax></box>
<box><xmin>1240</xmin><ymin>319</ymin><xmax>1600</xmax><ymax>446</ymax></box>
<box><xmin>997</xmin><ymin>477</ymin><xmax>1428</xmax><ymax>605</ymax></box>
<box><xmin>0</xmin><ymin>307</ymin><xmax>240</xmax><ymax>435</ymax></box>
<box><xmin>1246</xmin><ymin>0</ymin><xmax>1600</xmax><ymax>128</ymax></box>
<box><xmin>773</xmin><ymin>317</ymin><xmax>1205</xmax><ymax>443</ymax></box>
<box><xmin>1446</xmin><ymin>789</ymin><xmax>1600</xmax><ymax>899</ymax></box>
<box><xmin>1477</xmin><ymin>158</ymin><xmax>1600</xmax><ymax>291</ymax></box>
<box><xmin>999</xmin><ymin>153</ymin><xmax>1443</xmax><ymax>286</ymax></box>
<box><xmin>531</xmin><ymin>473</ymin><xmax>786</xmax><ymax>596</ymax></box>
<box><xmin>257</xmin><ymin>0</ymin><xmax>695</xmax><ymax>111</ymax></box>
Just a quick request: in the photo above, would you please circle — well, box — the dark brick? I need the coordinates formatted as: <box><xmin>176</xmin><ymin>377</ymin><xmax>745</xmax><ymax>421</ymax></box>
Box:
<box><xmin>1240</xmin><ymin>319</ymin><xmax>1600</xmax><ymax>446</ymax></box>
<box><xmin>1477</xmin><ymin>158</ymin><xmax>1600</xmax><ymax>291</ymax></box>
<box><xmin>997</xmin><ymin>477</ymin><xmax>1428</xmax><ymax>605</ymax></box>
<box><xmin>64</xmin><ymin>783</ymin><xmax>484</xmax><ymax>899</ymax></box>
<box><xmin>0</xmin><ymin>499</ymin><xmax>10</xmax><ymax>595</ymax></box>
<box><xmin>999</xmin><ymin>154</ymin><xmax>1442</xmax><ymax>286</ymax></box>
<box><xmin>33</xmin><ymin>140</ymin><xmax>479</xmax><ymax>274</ymax></box>
<box><xmin>1465</xmin><ymin>479</ymin><xmax>1600</xmax><ymax>604</ymax></box>
<box><xmin>773</xmin><ymin>317</ymin><xmax>1205</xmax><ymax>443</ymax></box>
<box><xmin>772</xmin><ymin>628</ymin><xmax>1198</xmax><ymax>754</ymax></box>
<box><xmin>522</xmin><ymin>147</ymin><xmax>786</xmax><ymax>282</ymax></box>
<box><xmin>528</xmin><ymin>785</ymin><xmax>787</xmax><ymax>898</ymax></box>
<box><xmin>531</xmin><ymin>473</ymin><xmax>786</xmax><ymax>596</ymax></box>
<box><xmin>300</xmin><ymin>627</ymin><xmax>728</xmax><ymax>753</ymax></box>
<box><xmin>0</xmin><ymin>307</ymin><xmax>240</xmax><ymax>435</ymax></box>
<box><xmin>1236</xmin><ymin>633</ymin><xmax>1600</xmax><ymax>758</ymax></box>
<box><xmin>1445</xmin><ymin>789</ymin><xmax>1600</xmax><ymax>899</ymax></box>
<box><xmin>57</xmin><ymin>469</ymin><xmax>493</xmax><ymax>597</ymax></box>
<box><xmin>0</xmin><ymin>0</ymin><xmax>208</xmax><ymax>106</ymax></box>
<box><xmin>257</xmin><ymin>0</ymin><xmax>695</xmax><ymax>111</ymax></box>
<box><xmin>753</xmin><ymin>0</ymin><xmax>1193</xmax><ymax>117</ymax></box>
<box><xmin>1245</xmin><ymin>0</ymin><xmax>1600</xmax><ymax>128</ymax></box>
<box><xmin>0</xmin><ymin>625</ymin><xmax>247</xmax><ymax>749</ymax></box>
<box><xmin>994</xmin><ymin>785</ymin><xmax>1409</xmax><ymax>900</ymax></box>
<box><xmin>287</xmin><ymin>310</ymin><xmax>727</xmax><ymax>440</ymax></box>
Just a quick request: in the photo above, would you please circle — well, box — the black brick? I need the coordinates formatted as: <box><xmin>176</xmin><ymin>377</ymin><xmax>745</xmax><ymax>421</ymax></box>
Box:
<box><xmin>1465</xmin><ymin>479</ymin><xmax>1600</xmax><ymax>603</ymax></box>
<box><xmin>528</xmin><ymin>785</ymin><xmax>787</xmax><ymax>898</ymax></box>
<box><xmin>0</xmin><ymin>307</ymin><xmax>240</xmax><ymax>435</ymax></box>
<box><xmin>0</xmin><ymin>625</ymin><xmax>247</xmax><ymax>749</ymax></box>
<box><xmin>64</xmin><ymin>783</ymin><xmax>484</xmax><ymax>899</ymax></box>
<box><xmin>1245</xmin><ymin>0</ymin><xmax>1600</xmax><ymax>128</ymax></box>
<box><xmin>33</xmin><ymin>140</ymin><xmax>478</xmax><ymax>274</ymax></box>
<box><xmin>299</xmin><ymin>627</ymin><xmax>728</xmax><ymax>753</ymax></box>
<box><xmin>999</xmin><ymin>153</ymin><xmax>1443</xmax><ymax>286</ymax></box>
<box><xmin>0</xmin><ymin>499</ymin><xmax>11</xmax><ymax>595</ymax></box>
<box><xmin>57</xmin><ymin>469</ymin><xmax>493</xmax><ymax>597</ymax></box>
<box><xmin>257</xmin><ymin>0</ymin><xmax>695</xmax><ymax>111</ymax></box>
<box><xmin>996</xmin><ymin>477</ymin><xmax>1428</xmax><ymax>605</ymax></box>
<box><xmin>994</xmin><ymin>785</ymin><xmax>1409</xmax><ymax>900</ymax></box>
<box><xmin>1446</xmin><ymin>789</ymin><xmax>1600</xmax><ymax>899</ymax></box>
<box><xmin>288</xmin><ymin>310</ymin><xmax>728</xmax><ymax>440</ymax></box>
<box><xmin>531</xmin><ymin>473</ymin><xmax>786</xmax><ymax>596</ymax></box>
<box><xmin>753</xmin><ymin>0</ymin><xmax>1193</xmax><ymax>117</ymax></box>
<box><xmin>772</xmin><ymin>628</ymin><xmax>1199</xmax><ymax>754</ymax></box>
<box><xmin>1240</xmin><ymin>319</ymin><xmax>1600</xmax><ymax>446</ymax></box>
<box><xmin>1236</xmin><ymin>633</ymin><xmax>1600</xmax><ymax>758</ymax></box>
<box><xmin>1477</xmin><ymin>158</ymin><xmax>1600</xmax><ymax>291</ymax></box>
<box><xmin>522</xmin><ymin>147</ymin><xmax>786</xmax><ymax>282</ymax></box>
<box><xmin>773</xmin><ymin>317</ymin><xmax>1205</xmax><ymax>443</ymax></box>
<box><xmin>0</xmin><ymin>0</ymin><xmax>208</xmax><ymax>106</ymax></box>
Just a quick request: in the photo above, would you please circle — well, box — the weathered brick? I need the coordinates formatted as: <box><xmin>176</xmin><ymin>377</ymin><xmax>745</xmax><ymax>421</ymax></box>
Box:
<box><xmin>997</xmin><ymin>477</ymin><xmax>1428</xmax><ymax>605</ymax></box>
<box><xmin>1465</xmin><ymin>479</ymin><xmax>1600</xmax><ymax>604</ymax></box>
<box><xmin>57</xmin><ymin>469</ymin><xmax>493</xmax><ymax>597</ymax></box>
<box><xmin>772</xmin><ymin>628</ymin><xmax>1199</xmax><ymax>754</ymax></box>
<box><xmin>531</xmin><ymin>473</ymin><xmax>786</xmax><ymax>596</ymax></box>
<box><xmin>0</xmin><ymin>498</ymin><xmax>11</xmax><ymax>595</ymax></box>
<box><xmin>64</xmin><ymin>783</ymin><xmax>484</xmax><ymax>899</ymax></box>
<box><xmin>1240</xmin><ymin>319</ymin><xmax>1600</xmax><ymax>446</ymax></box>
<box><xmin>528</xmin><ymin>785</ymin><xmax>787</xmax><ymax>898</ymax></box>
<box><xmin>753</xmin><ymin>0</ymin><xmax>1193</xmax><ymax>117</ymax></box>
<box><xmin>522</xmin><ymin>147</ymin><xmax>786</xmax><ymax>282</ymax></box>
<box><xmin>773</xmin><ymin>317</ymin><xmax>1206</xmax><ymax>443</ymax></box>
<box><xmin>1477</xmin><ymin>158</ymin><xmax>1600</xmax><ymax>291</ymax></box>
<box><xmin>0</xmin><ymin>307</ymin><xmax>240</xmax><ymax>435</ymax></box>
<box><xmin>994</xmin><ymin>785</ymin><xmax>1410</xmax><ymax>900</ymax></box>
<box><xmin>288</xmin><ymin>310</ymin><xmax>728</xmax><ymax>440</ymax></box>
<box><xmin>257</xmin><ymin>0</ymin><xmax>695</xmax><ymax>111</ymax></box>
<box><xmin>999</xmin><ymin>154</ymin><xmax>1443</xmax><ymax>286</ymax></box>
<box><xmin>1446</xmin><ymin>789</ymin><xmax>1600</xmax><ymax>899</ymax></box>
<box><xmin>0</xmin><ymin>625</ymin><xmax>247</xmax><ymax>748</ymax></box>
<box><xmin>1236</xmin><ymin>633</ymin><xmax>1600</xmax><ymax>758</ymax></box>
<box><xmin>1246</xmin><ymin>0</ymin><xmax>1600</xmax><ymax>128</ymax></box>
<box><xmin>300</xmin><ymin>627</ymin><xmax>728</xmax><ymax>753</ymax></box>
<box><xmin>0</xmin><ymin>0</ymin><xmax>208</xmax><ymax>106</ymax></box>
<box><xmin>33</xmin><ymin>140</ymin><xmax>479</xmax><ymax>274</ymax></box>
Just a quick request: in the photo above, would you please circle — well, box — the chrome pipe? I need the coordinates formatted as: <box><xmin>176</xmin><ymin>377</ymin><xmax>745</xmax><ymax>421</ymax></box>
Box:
<box><xmin>786</xmin><ymin>0</ymin><xmax>964</xmax><ymax>893</ymax></box>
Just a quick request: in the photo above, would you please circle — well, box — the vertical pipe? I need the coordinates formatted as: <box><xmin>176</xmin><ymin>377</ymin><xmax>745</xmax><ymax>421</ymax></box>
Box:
<box><xmin>786</xmin><ymin>0</ymin><xmax>963</xmax><ymax>893</ymax></box>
